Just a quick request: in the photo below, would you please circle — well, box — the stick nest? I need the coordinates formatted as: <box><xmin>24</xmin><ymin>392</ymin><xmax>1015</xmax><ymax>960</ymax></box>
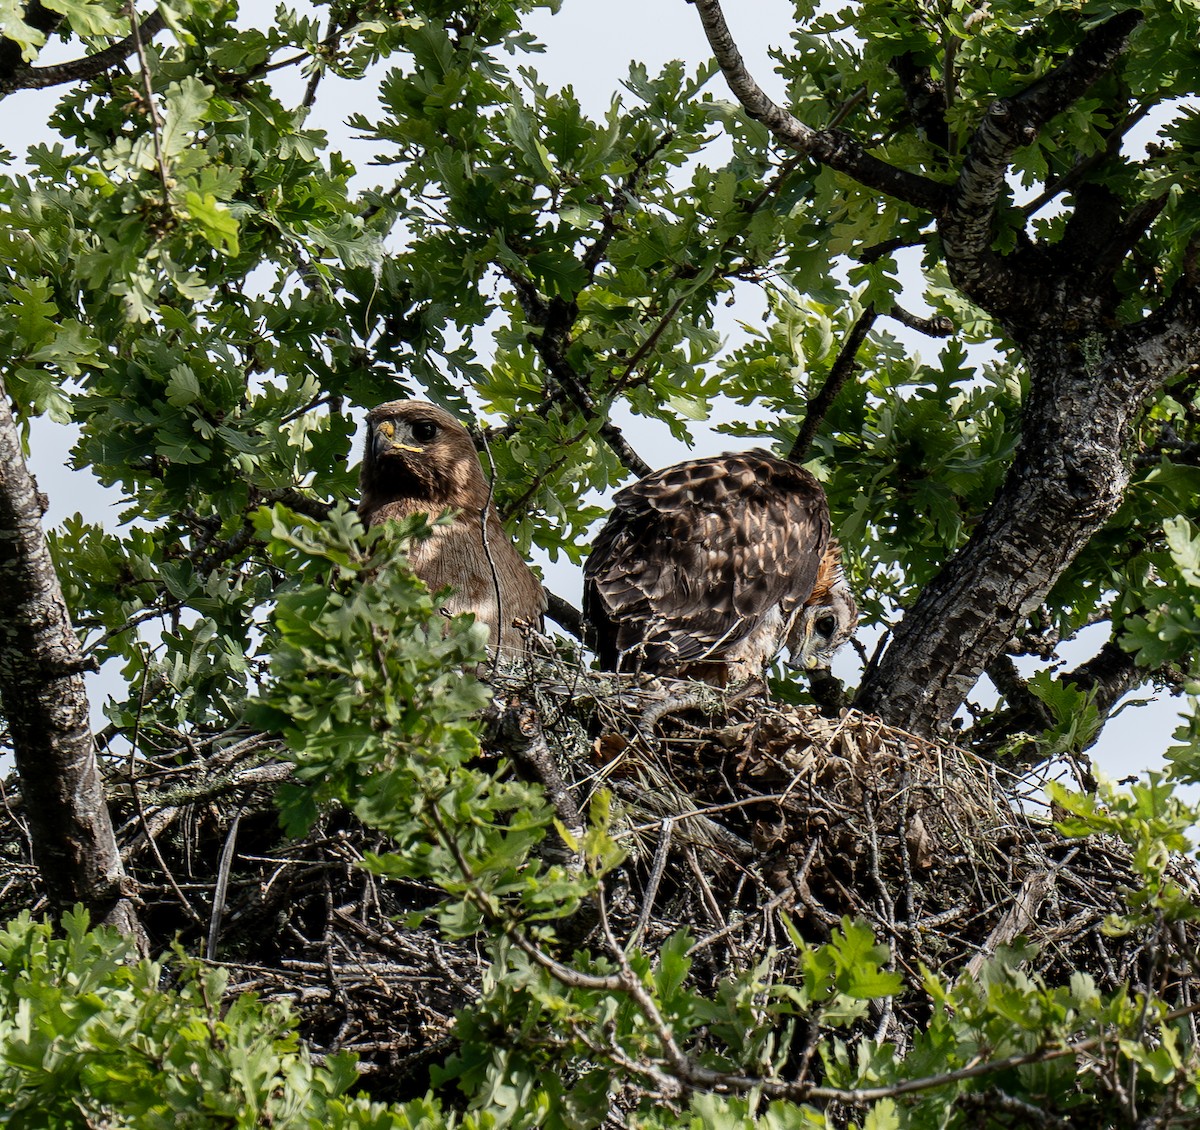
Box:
<box><xmin>1</xmin><ymin>666</ymin><xmax>1197</xmax><ymax>1093</ymax></box>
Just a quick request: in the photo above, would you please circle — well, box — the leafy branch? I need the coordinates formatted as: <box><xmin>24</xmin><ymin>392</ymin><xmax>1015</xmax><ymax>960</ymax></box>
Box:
<box><xmin>690</xmin><ymin>0</ymin><xmax>947</xmax><ymax>212</ymax></box>
<box><xmin>0</xmin><ymin>6</ymin><xmax>166</xmax><ymax>96</ymax></box>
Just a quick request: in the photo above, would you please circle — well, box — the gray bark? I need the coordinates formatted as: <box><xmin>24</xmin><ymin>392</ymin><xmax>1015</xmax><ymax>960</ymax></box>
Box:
<box><xmin>0</xmin><ymin>378</ymin><xmax>144</xmax><ymax>946</ymax></box>
<box><xmin>695</xmin><ymin>1</ymin><xmax>1200</xmax><ymax>737</ymax></box>
<box><xmin>855</xmin><ymin>331</ymin><xmax>1183</xmax><ymax>729</ymax></box>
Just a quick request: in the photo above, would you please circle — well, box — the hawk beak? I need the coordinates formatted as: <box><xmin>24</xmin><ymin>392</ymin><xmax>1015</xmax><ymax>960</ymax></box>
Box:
<box><xmin>373</xmin><ymin>420</ymin><xmax>424</xmax><ymax>457</ymax></box>
<box><xmin>790</xmin><ymin>618</ymin><xmax>820</xmax><ymax>670</ymax></box>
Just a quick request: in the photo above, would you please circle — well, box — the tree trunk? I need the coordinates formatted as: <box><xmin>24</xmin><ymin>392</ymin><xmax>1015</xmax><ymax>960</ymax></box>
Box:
<box><xmin>855</xmin><ymin>305</ymin><xmax>1197</xmax><ymax>734</ymax></box>
<box><xmin>0</xmin><ymin>379</ymin><xmax>144</xmax><ymax>947</ymax></box>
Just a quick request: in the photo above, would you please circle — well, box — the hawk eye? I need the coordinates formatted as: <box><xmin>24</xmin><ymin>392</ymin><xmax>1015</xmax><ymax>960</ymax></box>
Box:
<box><xmin>815</xmin><ymin>614</ymin><xmax>837</xmax><ymax>637</ymax></box>
<box><xmin>411</xmin><ymin>419</ymin><xmax>438</xmax><ymax>442</ymax></box>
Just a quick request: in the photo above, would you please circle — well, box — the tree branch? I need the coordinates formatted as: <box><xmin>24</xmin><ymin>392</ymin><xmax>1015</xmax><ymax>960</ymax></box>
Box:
<box><xmin>888</xmin><ymin>304</ymin><xmax>954</xmax><ymax>337</ymax></box>
<box><xmin>544</xmin><ymin>590</ymin><xmax>583</xmax><ymax>640</ymax></box>
<box><xmin>939</xmin><ymin>10</ymin><xmax>1143</xmax><ymax>315</ymax></box>
<box><xmin>891</xmin><ymin>51</ymin><xmax>949</xmax><ymax>153</ymax></box>
<box><xmin>1021</xmin><ymin>101</ymin><xmax>1155</xmax><ymax>219</ymax></box>
<box><xmin>507</xmin><ymin>276</ymin><xmax>651</xmax><ymax>479</ymax></box>
<box><xmin>788</xmin><ymin>305</ymin><xmax>878</xmax><ymax>462</ymax></box>
<box><xmin>0</xmin><ymin>0</ymin><xmax>61</xmax><ymax>92</ymax></box>
<box><xmin>481</xmin><ymin>700</ymin><xmax>584</xmax><ymax>851</ymax></box>
<box><xmin>1113</xmin><ymin>261</ymin><xmax>1200</xmax><ymax>388</ymax></box>
<box><xmin>0</xmin><ymin>380</ymin><xmax>144</xmax><ymax>947</ymax></box>
<box><xmin>0</xmin><ymin>7</ymin><xmax>166</xmax><ymax>96</ymax></box>
<box><xmin>690</xmin><ymin>0</ymin><xmax>947</xmax><ymax>213</ymax></box>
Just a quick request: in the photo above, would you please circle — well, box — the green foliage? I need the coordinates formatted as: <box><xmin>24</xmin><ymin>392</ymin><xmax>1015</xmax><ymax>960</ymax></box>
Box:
<box><xmin>4</xmin><ymin>0</ymin><xmax>1200</xmax><ymax>1124</ymax></box>
<box><xmin>247</xmin><ymin>503</ymin><xmax>605</xmax><ymax>938</ymax></box>
<box><xmin>1023</xmin><ymin>669</ymin><xmax>1103</xmax><ymax>756</ymax></box>
<box><xmin>1163</xmin><ymin>690</ymin><xmax>1200</xmax><ymax>783</ymax></box>
<box><xmin>0</xmin><ymin>907</ymin><xmax>450</xmax><ymax>1128</ymax></box>
<box><xmin>1121</xmin><ymin>516</ymin><xmax>1200</xmax><ymax>669</ymax></box>
<box><xmin>1051</xmin><ymin>774</ymin><xmax>1199</xmax><ymax>927</ymax></box>
<box><xmin>246</xmin><ymin>503</ymin><xmax>492</xmax><ymax>835</ymax></box>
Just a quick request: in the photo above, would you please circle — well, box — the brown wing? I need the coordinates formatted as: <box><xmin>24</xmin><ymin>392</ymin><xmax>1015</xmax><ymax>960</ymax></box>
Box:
<box><xmin>583</xmin><ymin>450</ymin><xmax>830</xmax><ymax>674</ymax></box>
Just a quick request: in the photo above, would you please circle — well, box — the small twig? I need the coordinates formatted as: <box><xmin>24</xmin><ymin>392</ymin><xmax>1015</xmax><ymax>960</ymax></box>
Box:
<box><xmin>788</xmin><ymin>304</ymin><xmax>878</xmax><ymax>462</ymax></box>
<box><xmin>607</xmin><ymin>155</ymin><xmax>804</xmax><ymax>402</ymax></box>
<box><xmin>83</xmin><ymin>600</ymin><xmax>181</xmax><ymax>658</ymax></box>
<box><xmin>629</xmin><ymin>820</ymin><xmax>673</xmax><ymax>949</ymax></box>
<box><xmin>302</xmin><ymin>16</ymin><xmax>338</xmax><ymax>108</ymax></box>
<box><xmin>686</xmin><ymin>845</ymin><xmax>727</xmax><ymax>933</ymax></box>
<box><xmin>128</xmin><ymin>0</ymin><xmax>170</xmax><ymax>209</ymax></box>
<box><xmin>470</xmin><ymin>424</ymin><xmax>505</xmax><ymax>676</ymax></box>
<box><xmin>498</xmin><ymin>423</ymin><xmax>589</xmax><ymax>524</ymax></box>
<box><xmin>206</xmin><ymin>813</ymin><xmax>242</xmax><ymax>960</ymax></box>
<box><xmin>126</xmin><ymin>649</ymin><xmax>204</xmax><ymax>926</ymax></box>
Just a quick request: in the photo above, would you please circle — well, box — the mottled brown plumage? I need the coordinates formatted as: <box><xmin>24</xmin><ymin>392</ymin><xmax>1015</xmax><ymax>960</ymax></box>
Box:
<box><xmin>358</xmin><ymin>400</ymin><xmax>545</xmax><ymax>658</ymax></box>
<box><xmin>583</xmin><ymin>450</ymin><xmax>856</xmax><ymax>683</ymax></box>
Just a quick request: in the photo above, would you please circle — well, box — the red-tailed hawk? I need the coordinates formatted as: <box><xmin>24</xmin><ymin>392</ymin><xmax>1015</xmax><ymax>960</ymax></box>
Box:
<box><xmin>583</xmin><ymin>450</ymin><xmax>856</xmax><ymax>683</ymax></box>
<box><xmin>358</xmin><ymin>399</ymin><xmax>545</xmax><ymax>658</ymax></box>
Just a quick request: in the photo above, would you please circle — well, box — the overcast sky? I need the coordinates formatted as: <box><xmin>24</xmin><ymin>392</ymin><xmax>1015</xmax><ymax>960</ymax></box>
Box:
<box><xmin>4</xmin><ymin>0</ymin><xmax>1187</xmax><ymax>778</ymax></box>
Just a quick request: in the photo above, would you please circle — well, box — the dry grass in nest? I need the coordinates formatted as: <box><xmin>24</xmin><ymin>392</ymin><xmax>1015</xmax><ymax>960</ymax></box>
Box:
<box><xmin>571</xmin><ymin>681</ymin><xmax>1200</xmax><ymax>1049</ymax></box>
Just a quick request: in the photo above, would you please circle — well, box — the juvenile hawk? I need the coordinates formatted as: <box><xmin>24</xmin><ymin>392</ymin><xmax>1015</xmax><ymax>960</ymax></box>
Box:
<box><xmin>583</xmin><ymin>450</ymin><xmax>856</xmax><ymax>683</ymax></box>
<box><xmin>358</xmin><ymin>399</ymin><xmax>545</xmax><ymax>658</ymax></box>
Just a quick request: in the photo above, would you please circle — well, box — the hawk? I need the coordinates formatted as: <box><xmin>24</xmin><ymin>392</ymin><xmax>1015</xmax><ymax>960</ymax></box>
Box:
<box><xmin>358</xmin><ymin>399</ymin><xmax>545</xmax><ymax>658</ymax></box>
<box><xmin>583</xmin><ymin>450</ymin><xmax>856</xmax><ymax>684</ymax></box>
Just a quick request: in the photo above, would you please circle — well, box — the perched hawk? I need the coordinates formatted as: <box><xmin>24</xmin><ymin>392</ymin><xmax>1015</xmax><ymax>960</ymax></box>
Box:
<box><xmin>358</xmin><ymin>399</ymin><xmax>545</xmax><ymax>658</ymax></box>
<box><xmin>583</xmin><ymin>450</ymin><xmax>856</xmax><ymax>683</ymax></box>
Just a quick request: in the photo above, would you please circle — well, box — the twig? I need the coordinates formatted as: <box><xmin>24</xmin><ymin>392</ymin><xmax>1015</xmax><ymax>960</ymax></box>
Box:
<box><xmin>125</xmin><ymin>649</ymin><xmax>203</xmax><ymax>926</ymax></box>
<box><xmin>470</xmin><ymin>425</ymin><xmax>506</xmax><ymax>677</ymax></box>
<box><xmin>788</xmin><ymin>304</ymin><xmax>878</xmax><ymax>462</ymax></box>
<box><xmin>128</xmin><ymin>0</ymin><xmax>170</xmax><ymax>209</ymax></box>
<box><xmin>630</xmin><ymin>820</ymin><xmax>673</xmax><ymax>949</ymax></box>
<box><xmin>607</xmin><ymin>155</ymin><xmax>804</xmax><ymax>401</ymax></box>
<box><xmin>206</xmin><ymin>813</ymin><xmax>242</xmax><ymax>960</ymax></box>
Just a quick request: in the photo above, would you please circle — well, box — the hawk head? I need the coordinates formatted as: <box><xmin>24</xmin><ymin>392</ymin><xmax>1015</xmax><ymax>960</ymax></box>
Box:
<box><xmin>360</xmin><ymin>399</ymin><xmax>489</xmax><ymax>517</ymax></box>
<box><xmin>785</xmin><ymin>580</ymin><xmax>858</xmax><ymax>672</ymax></box>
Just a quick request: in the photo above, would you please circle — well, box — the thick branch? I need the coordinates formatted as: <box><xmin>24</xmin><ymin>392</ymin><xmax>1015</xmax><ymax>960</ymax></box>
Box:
<box><xmin>1115</xmin><ymin>267</ymin><xmax>1200</xmax><ymax>381</ymax></box>
<box><xmin>0</xmin><ymin>380</ymin><xmax>143</xmax><ymax>946</ymax></box>
<box><xmin>1057</xmin><ymin>185</ymin><xmax>1169</xmax><ymax>305</ymax></box>
<box><xmin>853</xmin><ymin>325</ymin><xmax>1181</xmax><ymax>734</ymax></box>
<box><xmin>891</xmin><ymin>52</ymin><xmax>949</xmax><ymax>153</ymax></box>
<box><xmin>940</xmin><ymin>10</ymin><xmax>1143</xmax><ymax>315</ymax></box>
<box><xmin>691</xmin><ymin>0</ymin><xmax>947</xmax><ymax>214</ymax></box>
<box><xmin>0</xmin><ymin>7</ymin><xmax>166</xmax><ymax>96</ymax></box>
<box><xmin>481</xmin><ymin>700</ymin><xmax>584</xmax><ymax>850</ymax></box>
<box><xmin>544</xmin><ymin>590</ymin><xmax>583</xmax><ymax>640</ymax></box>
<box><xmin>0</xmin><ymin>0</ymin><xmax>61</xmax><ymax>90</ymax></box>
<box><xmin>974</xmin><ymin>641</ymin><xmax>1151</xmax><ymax>762</ymax></box>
